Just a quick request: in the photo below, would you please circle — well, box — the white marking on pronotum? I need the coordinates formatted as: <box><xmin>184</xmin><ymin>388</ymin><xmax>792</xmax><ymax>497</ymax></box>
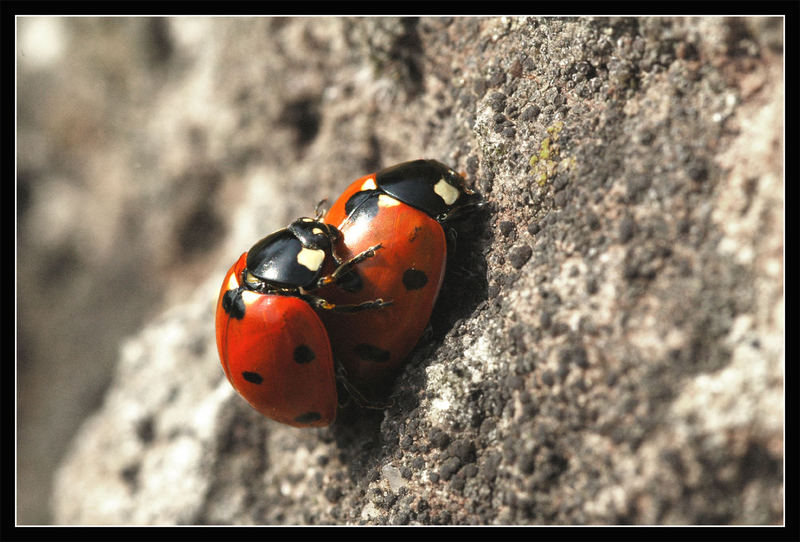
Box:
<box><xmin>378</xmin><ymin>194</ymin><xmax>401</xmax><ymax>208</ymax></box>
<box><xmin>296</xmin><ymin>247</ymin><xmax>325</xmax><ymax>271</ymax></box>
<box><xmin>312</xmin><ymin>227</ymin><xmax>324</xmax><ymax>235</ymax></box>
<box><xmin>360</xmin><ymin>177</ymin><xmax>377</xmax><ymax>191</ymax></box>
<box><xmin>433</xmin><ymin>177</ymin><xmax>459</xmax><ymax>205</ymax></box>
<box><xmin>227</xmin><ymin>273</ymin><xmax>239</xmax><ymax>291</ymax></box>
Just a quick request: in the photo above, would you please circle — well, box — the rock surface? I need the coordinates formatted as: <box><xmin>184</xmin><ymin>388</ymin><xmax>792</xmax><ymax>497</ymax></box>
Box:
<box><xmin>18</xmin><ymin>16</ymin><xmax>783</xmax><ymax>525</ymax></box>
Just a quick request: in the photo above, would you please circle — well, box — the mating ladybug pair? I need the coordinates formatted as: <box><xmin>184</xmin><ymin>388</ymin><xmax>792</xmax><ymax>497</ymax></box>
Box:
<box><xmin>215</xmin><ymin>160</ymin><xmax>480</xmax><ymax>427</ymax></box>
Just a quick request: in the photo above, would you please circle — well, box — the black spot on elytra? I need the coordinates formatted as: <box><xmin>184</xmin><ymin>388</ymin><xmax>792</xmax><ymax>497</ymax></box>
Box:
<box><xmin>242</xmin><ymin>371</ymin><xmax>263</xmax><ymax>384</ymax></box>
<box><xmin>293</xmin><ymin>344</ymin><xmax>315</xmax><ymax>364</ymax></box>
<box><xmin>336</xmin><ymin>269</ymin><xmax>364</xmax><ymax>293</ymax></box>
<box><xmin>295</xmin><ymin>411</ymin><xmax>322</xmax><ymax>424</ymax></box>
<box><xmin>354</xmin><ymin>343</ymin><xmax>391</xmax><ymax>363</ymax></box>
<box><xmin>402</xmin><ymin>268</ymin><xmax>428</xmax><ymax>290</ymax></box>
<box><xmin>222</xmin><ymin>288</ymin><xmax>246</xmax><ymax>319</ymax></box>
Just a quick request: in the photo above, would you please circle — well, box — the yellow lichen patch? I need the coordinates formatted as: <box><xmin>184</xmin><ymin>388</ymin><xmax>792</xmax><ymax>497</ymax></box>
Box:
<box><xmin>529</xmin><ymin>121</ymin><xmax>571</xmax><ymax>187</ymax></box>
<box><xmin>539</xmin><ymin>137</ymin><xmax>552</xmax><ymax>160</ymax></box>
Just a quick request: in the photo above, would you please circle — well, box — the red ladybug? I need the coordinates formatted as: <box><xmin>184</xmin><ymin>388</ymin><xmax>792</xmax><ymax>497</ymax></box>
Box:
<box><xmin>215</xmin><ymin>217</ymin><xmax>389</xmax><ymax>427</ymax></box>
<box><xmin>318</xmin><ymin>159</ymin><xmax>479</xmax><ymax>389</ymax></box>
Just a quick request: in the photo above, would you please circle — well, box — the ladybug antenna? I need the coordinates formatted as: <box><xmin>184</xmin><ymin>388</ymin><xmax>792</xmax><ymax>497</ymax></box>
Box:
<box><xmin>314</xmin><ymin>199</ymin><xmax>328</xmax><ymax>220</ymax></box>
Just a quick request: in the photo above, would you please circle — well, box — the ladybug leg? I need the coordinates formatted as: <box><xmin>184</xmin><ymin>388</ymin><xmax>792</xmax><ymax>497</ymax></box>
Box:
<box><xmin>445</xmin><ymin>226</ymin><xmax>458</xmax><ymax>251</ymax></box>
<box><xmin>303</xmin><ymin>293</ymin><xmax>393</xmax><ymax>313</ymax></box>
<box><xmin>335</xmin><ymin>364</ymin><xmax>393</xmax><ymax>410</ymax></box>
<box><xmin>315</xmin><ymin>243</ymin><xmax>384</xmax><ymax>288</ymax></box>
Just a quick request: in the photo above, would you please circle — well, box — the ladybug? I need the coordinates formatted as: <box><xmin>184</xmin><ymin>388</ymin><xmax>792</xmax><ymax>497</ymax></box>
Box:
<box><xmin>215</xmin><ymin>217</ymin><xmax>390</xmax><ymax>427</ymax></box>
<box><xmin>317</xmin><ymin>159</ymin><xmax>480</xmax><ymax>389</ymax></box>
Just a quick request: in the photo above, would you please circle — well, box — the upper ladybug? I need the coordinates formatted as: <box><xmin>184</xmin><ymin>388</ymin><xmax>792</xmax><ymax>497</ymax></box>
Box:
<box><xmin>319</xmin><ymin>159</ymin><xmax>481</xmax><ymax>389</ymax></box>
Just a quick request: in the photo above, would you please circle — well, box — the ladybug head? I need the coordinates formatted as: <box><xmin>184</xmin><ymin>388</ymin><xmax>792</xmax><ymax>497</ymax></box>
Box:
<box><xmin>243</xmin><ymin>218</ymin><xmax>340</xmax><ymax>290</ymax></box>
<box><xmin>288</xmin><ymin>217</ymin><xmax>339</xmax><ymax>250</ymax></box>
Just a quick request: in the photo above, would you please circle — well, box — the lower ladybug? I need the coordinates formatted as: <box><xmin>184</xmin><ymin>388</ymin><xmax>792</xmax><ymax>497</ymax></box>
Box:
<box><xmin>215</xmin><ymin>217</ymin><xmax>390</xmax><ymax>427</ymax></box>
<box><xmin>317</xmin><ymin>159</ymin><xmax>480</xmax><ymax>389</ymax></box>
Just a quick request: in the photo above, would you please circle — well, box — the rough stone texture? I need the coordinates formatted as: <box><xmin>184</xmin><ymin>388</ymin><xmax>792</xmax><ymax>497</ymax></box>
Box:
<box><xmin>17</xmin><ymin>16</ymin><xmax>783</xmax><ymax>525</ymax></box>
